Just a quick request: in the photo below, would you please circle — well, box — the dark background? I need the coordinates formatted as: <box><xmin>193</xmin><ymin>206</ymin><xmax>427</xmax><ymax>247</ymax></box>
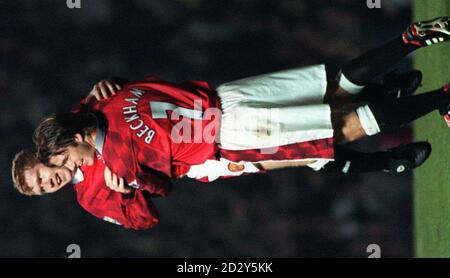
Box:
<box><xmin>0</xmin><ymin>0</ymin><xmax>415</xmax><ymax>257</ymax></box>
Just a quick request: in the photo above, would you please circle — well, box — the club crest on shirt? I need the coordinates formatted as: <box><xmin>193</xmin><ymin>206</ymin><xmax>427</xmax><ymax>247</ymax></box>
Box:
<box><xmin>227</xmin><ymin>162</ymin><xmax>245</xmax><ymax>172</ymax></box>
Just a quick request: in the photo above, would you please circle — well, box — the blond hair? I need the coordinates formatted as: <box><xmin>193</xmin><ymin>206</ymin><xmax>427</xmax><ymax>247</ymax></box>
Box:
<box><xmin>11</xmin><ymin>149</ymin><xmax>40</xmax><ymax>196</ymax></box>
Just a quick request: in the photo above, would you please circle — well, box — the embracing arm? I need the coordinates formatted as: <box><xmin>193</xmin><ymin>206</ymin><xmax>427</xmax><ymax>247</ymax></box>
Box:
<box><xmin>72</xmin><ymin>77</ymin><xmax>130</xmax><ymax>112</ymax></box>
<box><xmin>85</xmin><ymin>77</ymin><xmax>131</xmax><ymax>101</ymax></box>
<box><xmin>103</xmin><ymin>166</ymin><xmax>166</xmax><ymax>230</ymax></box>
<box><xmin>95</xmin><ymin>167</ymin><xmax>159</xmax><ymax>230</ymax></box>
<box><xmin>119</xmin><ymin>190</ymin><xmax>160</xmax><ymax>230</ymax></box>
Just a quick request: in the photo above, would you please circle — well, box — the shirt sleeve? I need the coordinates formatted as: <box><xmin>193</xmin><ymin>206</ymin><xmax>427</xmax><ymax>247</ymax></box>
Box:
<box><xmin>75</xmin><ymin>177</ymin><xmax>161</xmax><ymax>230</ymax></box>
<box><xmin>119</xmin><ymin>190</ymin><xmax>161</xmax><ymax>230</ymax></box>
<box><xmin>185</xmin><ymin>158</ymin><xmax>262</xmax><ymax>182</ymax></box>
<box><xmin>131</xmin><ymin>159</ymin><xmax>173</xmax><ymax>197</ymax></box>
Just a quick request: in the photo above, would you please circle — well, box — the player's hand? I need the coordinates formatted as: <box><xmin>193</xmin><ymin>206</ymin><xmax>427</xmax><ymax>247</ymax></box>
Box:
<box><xmin>104</xmin><ymin>166</ymin><xmax>132</xmax><ymax>194</ymax></box>
<box><xmin>86</xmin><ymin>80</ymin><xmax>122</xmax><ymax>101</ymax></box>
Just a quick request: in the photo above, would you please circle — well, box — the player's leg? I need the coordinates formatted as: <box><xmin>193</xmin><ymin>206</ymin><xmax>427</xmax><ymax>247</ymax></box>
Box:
<box><xmin>333</xmin><ymin>84</ymin><xmax>450</xmax><ymax>144</ymax></box>
<box><xmin>331</xmin><ymin>110</ymin><xmax>366</xmax><ymax>144</ymax></box>
<box><xmin>354</xmin><ymin>70</ymin><xmax>423</xmax><ymax>102</ymax></box>
<box><xmin>324</xmin><ymin>70</ymin><xmax>423</xmax><ymax>111</ymax></box>
<box><xmin>258</xmin><ymin>160</ymin><xmax>317</xmax><ymax>170</ymax></box>
<box><xmin>323</xmin><ymin>82</ymin><xmax>356</xmax><ymax>111</ymax></box>
<box><xmin>328</xmin><ymin>17</ymin><xmax>449</xmax><ymax>103</ymax></box>
<box><xmin>320</xmin><ymin>142</ymin><xmax>431</xmax><ymax>174</ymax></box>
<box><xmin>257</xmin><ymin>142</ymin><xmax>431</xmax><ymax>174</ymax></box>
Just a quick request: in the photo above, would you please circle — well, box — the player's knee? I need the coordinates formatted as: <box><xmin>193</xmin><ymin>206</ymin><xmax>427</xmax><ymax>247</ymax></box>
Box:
<box><xmin>340</xmin><ymin>124</ymin><xmax>359</xmax><ymax>142</ymax></box>
<box><xmin>324</xmin><ymin>82</ymin><xmax>354</xmax><ymax>110</ymax></box>
<box><xmin>333</xmin><ymin>112</ymin><xmax>365</xmax><ymax>143</ymax></box>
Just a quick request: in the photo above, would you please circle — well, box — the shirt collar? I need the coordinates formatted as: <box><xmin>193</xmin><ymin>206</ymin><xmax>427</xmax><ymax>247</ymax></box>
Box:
<box><xmin>71</xmin><ymin>168</ymin><xmax>84</xmax><ymax>184</ymax></box>
<box><xmin>90</xmin><ymin>111</ymin><xmax>107</xmax><ymax>155</ymax></box>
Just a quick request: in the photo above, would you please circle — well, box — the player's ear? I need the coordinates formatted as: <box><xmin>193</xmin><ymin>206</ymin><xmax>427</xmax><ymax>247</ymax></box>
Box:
<box><xmin>73</xmin><ymin>133</ymin><xmax>84</xmax><ymax>143</ymax></box>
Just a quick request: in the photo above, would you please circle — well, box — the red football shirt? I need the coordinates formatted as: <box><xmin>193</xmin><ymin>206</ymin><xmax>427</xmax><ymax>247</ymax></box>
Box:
<box><xmin>77</xmin><ymin>77</ymin><xmax>221</xmax><ymax>195</ymax></box>
<box><xmin>74</xmin><ymin>154</ymin><xmax>160</xmax><ymax>229</ymax></box>
<box><xmin>71</xmin><ymin>77</ymin><xmax>334</xmax><ymax>229</ymax></box>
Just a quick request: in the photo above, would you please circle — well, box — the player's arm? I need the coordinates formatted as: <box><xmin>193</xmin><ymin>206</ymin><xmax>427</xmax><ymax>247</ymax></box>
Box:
<box><xmin>72</xmin><ymin>77</ymin><xmax>130</xmax><ymax>113</ymax></box>
<box><xmin>184</xmin><ymin>158</ymin><xmax>262</xmax><ymax>182</ymax></box>
<box><xmin>119</xmin><ymin>190</ymin><xmax>160</xmax><ymax>230</ymax></box>
<box><xmin>86</xmin><ymin>79</ymin><xmax>121</xmax><ymax>101</ymax></box>
<box><xmin>85</xmin><ymin>77</ymin><xmax>130</xmax><ymax>101</ymax></box>
<box><xmin>104</xmin><ymin>166</ymin><xmax>133</xmax><ymax>194</ymax></box>
<box><xmin>103</xmin><ymin>166</ymin><xmax>160</xmax><ymax>230</ymax></box>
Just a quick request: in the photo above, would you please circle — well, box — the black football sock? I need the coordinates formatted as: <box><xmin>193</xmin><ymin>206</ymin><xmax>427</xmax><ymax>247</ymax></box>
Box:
<box><xmin>354</xmin><ymin>83</ymin><xmax>391</xmax><ymax>102</ymax></box>
<box><xmin>354</xmin><ymin>71</ymin><xmax>422</xmax><ymax>102</ymax></box>
<box><xmin>321</xmin><ymin>146</ymin><xmax>390</xmax><ymax>173</ymax></box>
<box><xmin>341</xmin><ymin>37</ymin><xmax>419</xmax><ymax>86</ymax></box>
<box><xmin>368</xmin><ymin>88</ymin><xmax>450</xmax><ymax>130</ymax></box>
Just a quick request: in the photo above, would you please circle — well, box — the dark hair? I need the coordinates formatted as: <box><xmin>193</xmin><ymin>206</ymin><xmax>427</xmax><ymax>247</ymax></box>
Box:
<box><xmin>11</xmin><ymin>149</ymin><xmax>40</xmax><ymax>196</ymax></box>
<box><xmin>33</xmin><ymin>112</ymin><xmax>97</xmax><ymax>164</ymax></box>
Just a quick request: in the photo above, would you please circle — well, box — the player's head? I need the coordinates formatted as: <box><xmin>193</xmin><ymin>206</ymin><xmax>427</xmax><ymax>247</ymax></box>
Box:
<box><xmin>34</xmin><ymin>112</ymin><xmax>98</xmax><ymax>168</ymax></box>
<box><xmin>11</xmin><ymin>149</ymin><xmax>75</xmax><ymax>196</ymax></box>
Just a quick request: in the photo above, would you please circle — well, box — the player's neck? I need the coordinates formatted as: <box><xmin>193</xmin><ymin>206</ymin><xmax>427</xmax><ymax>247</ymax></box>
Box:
<box><xmin>84</xmin><ymin>128</ymin><xmax>99</xmax><ymax>149</ymax></box>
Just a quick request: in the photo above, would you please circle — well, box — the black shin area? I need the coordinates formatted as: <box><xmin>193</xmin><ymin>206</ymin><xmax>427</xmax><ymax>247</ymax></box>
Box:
<box><xmin>321</xmin><ymin>146</ymin><xmax>390</xmax><ymax>173</ymax></box>
<box><xmin>341</xmin><ymin>37</ymin><xmax>419</xmax><ymax>85</ymax></box>
<box><xmin>368</xmin><ymin>89</ymin><xmax>450</xmax><ymax>130</ymax></box>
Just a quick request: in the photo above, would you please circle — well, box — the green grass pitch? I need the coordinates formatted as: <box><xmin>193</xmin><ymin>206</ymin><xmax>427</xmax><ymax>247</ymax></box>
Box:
<box><xmin>413</xmin><ymin>0</ymin><xmax>450</xmax><ymax>258</ymax></box>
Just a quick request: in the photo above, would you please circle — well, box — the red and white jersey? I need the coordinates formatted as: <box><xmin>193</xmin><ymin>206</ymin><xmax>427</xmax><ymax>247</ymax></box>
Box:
<box><xmin>76</xmin><ymin>77</ymin><xmax>221</xmax><ymax>194</ymax></box>
<box><xmin>68</xmin><ymin>75</ymin><xmax>335</xmax><ymax>230</ymax></box>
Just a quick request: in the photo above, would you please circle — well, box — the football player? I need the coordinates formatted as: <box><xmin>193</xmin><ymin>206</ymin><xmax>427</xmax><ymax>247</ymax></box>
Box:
<box><xmin>12</xmin><ymin>17</ymin><xmax>450</xmax><ymax>229</ymax></box>
<box><xmin>12</xmin><ymin>79</ymin><xmax>166</xmax><ymax>229</ymax></box>
<box><xmin>35</xmin><ymin>17</ymin><xmax>450</xmax><ymax>178</ymax></box>
<box><xmin>12</xmin><ymin>69</ymin><xmax>431</xmax><ymax>230</ymax></box>
<box><xmin>11</xmin><ymin>149</ymin><xmax>159</xmax><ymax>229</ymax></box>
